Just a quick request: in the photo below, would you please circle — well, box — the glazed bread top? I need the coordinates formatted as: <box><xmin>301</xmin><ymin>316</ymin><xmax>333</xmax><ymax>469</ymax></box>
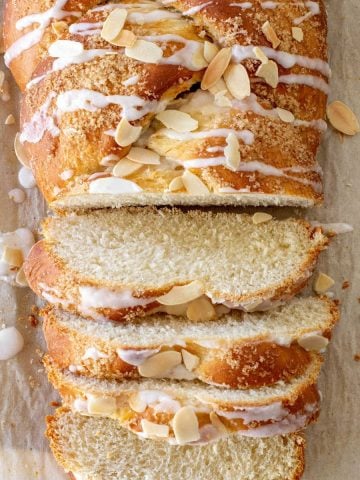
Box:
<box><xmin>4</xmin><ymin>0</ymin><xmax>329</xmax><ymax>207</ymax></box>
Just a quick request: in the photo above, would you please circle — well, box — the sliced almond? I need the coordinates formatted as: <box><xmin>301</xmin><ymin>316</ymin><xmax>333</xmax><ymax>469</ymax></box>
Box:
<box><xmin>201</xmin><ymin>47</ymin><xmax>232</xmax><ymax>91</ymax></box>
<box><xmin>157</xmin><ymin>281</ymin><xmax>204</xmax><ymax>306</ymax></box>
<box><xmin>51</xmin><ymin>20</ymin><xmax>68</xmax><ymax>37</ymax></box>
<box><xmin>224</xmin><ymin>63</ymin><xmax>250</xmax><ymax>100</ymax></box>
<box><xmin>326</xmin><ymin>101</ymin><xmax>360</xmax><ymax>136</ymax></box>
<box><xmin>181</xmin><ymin>349</ymin><xmax>200</xmax><ymax>371</ymax></box>
<box><xmin>112</xmin><ymin>158</ymin><xmax>143</xmax><ymax>177</ymax></box>
<box><xmin>214</xmin><ymin>91</ymin><xmax>232</xmax><ymax>107</ymax></box>
<box><xmin>166</xmin><ymin>364</ymin><xmax>197</xmax><ymax>380</ymax></box>
<box><xmin>313</xmin><ymin>272</ymin><xmax>335</xmax><ymax>294</ymax></box>
<box><xmin>101</xmin><ymin>8</ymin><xmax>128</xmax><ymax>43</ymax></box>
<box><xmin>2</xmin><ymin>246</ymin><xmax>24</xmax><ymax>267</ymax></box>
<box><xmin>14</xmin><ymin>133</ymin><xmax>30</xmax><ymax>167</ymax></box>
<box><xmin>173</xmin><ymin>406</ymin><xmax>200</xmax><ymax>445</ymax></box>
<box><xmin>261</xmin><ymin>21</ymin><xmax>281</xmax><ymax>49</ymax></box>
<box><xmin>252</xmin><ymin>212</ymin><xmax>273</xmax><ymax>224</ymax></box>
<box><xmin>5</xmin><ymin>114</ymin><xmax>15</xmax><ymax>125</ymax></box>
<box><xmin>115</xmin><ymin>118</ymin><xmax>142</xmax><ymax>147</ymax></box>
<box><xmin>156</xmin><ymin>110</ymin><xmax>198</xmax><ymax>133</ymax></box>
<box><xmin>111</xmin><ymin>29</ymin><xmax>137</xmax><ymax>47</ymax></box>
<box><xmin>203</xmin><ymin>41</ymin><xmax>219</xmax><ymax>63</ymax></box>
<box><xmin>15</xmin><ymin>266</ymin><xmax>29</xmax><ymax>287</ymax></box>
<box><xmin>87</xmin><ymin>395</ymin><xmax>116</xmax><ymax>415</ymax></box>
<box><xmin>292</xmin><ymin>26</ymin><xmax>304</xmax><ymax>42</ymax></box>
<box><xmin>210</xmin><ymin>412</ymin><xmax>228</xmax><ymax>433</ymax></box>
<box><xmin>89</xmin><ymin>177</ymin><xmax>142</xmax><ymax>194</ymax></box>
<box><xmin>48</xmin><ymin>40</ymin><xmax>84</xmax><ymax>57</ymax></box>
<box><xmin>208</xmin><ymin>78</ymin><xmax>228</xmax><ymax>95</ymax></box>
<box><xmin>253</xmin><ymin>46</ymin><xmax>268</xmax><ymax>64</ymax></box>
<box><xmin>224</xmin><ymin>132</ymin><xmax>240</xmax><ymax>172</ymax></box>
<box><xmin>168</xmin><ymin>176</ymin><xmax>184</xmax><ymax>192</ymax></box>
<box><xmin>125</xmin><ymin>39</ymin><xmax>163</xmax><ymax>63</ymax></box>
<box><xmin>127</xmin><ymin>147</ymin><xmax>160</xmax><ymax>165</ymax></box>
<box><xmin>256</xmin><ymin>60</ymin><xmax>279</xmax><ymax>88</ymax></box>
<box><xmin>138</xmin><ymin>350</ymin><xmax>182</xmax><ymax>377</ymax></box>
<box><xmin>141</xmin><ymin>419</ymin><xmax>169</xmax><ymax>438</ymax></box>
<box><xmin>191</xmin><ymin>47</ymin><xmax>208</xmax><ymax>70</ymax></box>
<box><xmin>276</xmin><ymin>107</ymin><xmax>295</xmax><ymax>123</ymax></box>
<box><xmin>129</xmin><ymin>393</ymin><xmax>147</xmax><ymax>413</ymax></box>
<box><xmin>182</xmin><ymin>170</ymin><xmax>209</xmax><ymax>195</ymax></box>
<box><xmin>186</xmin><ymin>296</ymin><xmax>217</xmax><ymax>322</ymax></box>
<box><xmin>298</xmin><ymin>335</ymin><xmax>329</xmax><ymax>353</ymax></box>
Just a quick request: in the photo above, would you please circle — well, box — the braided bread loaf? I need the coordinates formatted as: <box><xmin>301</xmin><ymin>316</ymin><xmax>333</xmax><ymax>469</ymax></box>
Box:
<box><xmin>4</xmin><ymin>0</ymin><xmax>328</xmax><ymax>208</ymax></box>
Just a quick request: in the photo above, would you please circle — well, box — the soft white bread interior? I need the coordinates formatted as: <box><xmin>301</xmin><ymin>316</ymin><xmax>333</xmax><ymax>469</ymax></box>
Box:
<box><xmin>24</xmin><ymin>208</ymin><xmax>329</xmax><ymax>321</ymax></box>
<box><xmin>47</xmin><ymin>407</ymin><xmax>306</xmax><ymax>480</ymax></box>
<box><xmin>43</xmin><ymin>296</ymin><xmax>338</xmax><ymax>388</ymax></box>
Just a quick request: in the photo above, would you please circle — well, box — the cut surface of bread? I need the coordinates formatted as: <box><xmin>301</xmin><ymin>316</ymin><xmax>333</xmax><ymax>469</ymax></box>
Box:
<box><xmin>48</xmin><ymin>408</ymin><xmax>306</xmax><ymax>480</ymax></box>
<box><xmin>45</xmin><ymin>357</ymin><xmax>321</xmax><ymax>443</ymax></box>
<box><xmin>24</xmin><ymin>208</ymin><xmax>329</xmax><ymax>322</ymax></box>
<box><xmin>43</xmin><ymin>296</ymin><xmax>338</xmax><ymax>388</ymax></box>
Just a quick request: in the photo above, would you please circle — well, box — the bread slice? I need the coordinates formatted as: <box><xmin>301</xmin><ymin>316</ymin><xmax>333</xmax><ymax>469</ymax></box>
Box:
<box><xmin>47</xmin><ymin>407</ymin><xmax>306</xmax><ymax>480</ymax></box>
<box><xmin>45</xmin><ymin>357</ymin><xmax>321</xmax><ymax>443</ymax></box>
<box><xmin>43</xmin><ymin>296</ymin><xmax>338</xmax><ymax>389</ymax></box>
<box><xmin>24</xmin><ymin>208</ymin><xmax>329</xmax><ymax>322</ymax></box>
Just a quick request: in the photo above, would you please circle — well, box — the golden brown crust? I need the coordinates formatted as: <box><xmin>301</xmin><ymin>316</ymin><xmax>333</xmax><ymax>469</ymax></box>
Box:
<box><xmin>42</xmin><ymin>300</ymin><xmax>338</xmax><ymax>389</ymax></box>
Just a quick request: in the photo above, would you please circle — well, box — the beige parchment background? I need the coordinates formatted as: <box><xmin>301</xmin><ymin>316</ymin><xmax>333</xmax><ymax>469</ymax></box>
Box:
<box><xmin>0</xmin><ymin>0</ymin><xmax>359</xmax><ymax>478</ymax></box>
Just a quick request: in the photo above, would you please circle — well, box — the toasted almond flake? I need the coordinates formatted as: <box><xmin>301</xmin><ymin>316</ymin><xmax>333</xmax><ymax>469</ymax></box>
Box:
<box><xmin>173</xmin><ymin>407</ymin><xmax>200</xmax><ymax>445</ymax></box>
<box><xmin>87</xmin><ymin>395</ymin><xmax>116</xmax><ymax>415</ymax></box>
<box><xmin>224</xmin><ymin>133</ymin><xmax>240</xmax><ymax>172</ymax></box>
<box><xmin>2</xmin><ymin>246</ymin><xmax>24</xmax><ymax>267</ymax></box>
<box><xmin>276</xmin><ymin>107</ymin><xmax>295</xmax><ymax>123</ymax></box>
<box><xmin>125</xmin><ymin>39</ymin><xmax>163</xmax><ymax>63</ymax></box>
<box><xmin>5</xmin><ymin>114</ymin><xmax>15</xmax><ymax>125</ymax></box>
<box><xmin>214</xmin><ymin>90</ymin><xmax>232</xmax><ymax>107</ymax></box>
<box><xmin>141</xmin><ymin>419</ymin><xmax>169</xmax><ymax>438</ymax></box>
<box><xmin>14</xmin><ymin>133</ymin><xmax>30</xmax><ymax>167</ymax></box>
<box><xmin>326</xmin><ymin>101</ymin><xmax>360</xmax><ymax>136</ymax></box>
<box><xmin>201</xmin><ymin>47</ymin><xmax>232</xmax><ymax>91</ymax></box>
<box><xmin>253</xmin><ymin>46</ymin><xmax>268</xmax><ymax>64</ymax></box>
<box><xmin>166</xmin><ymin>364</ymin><xmax>197</xmax><ymax>380</ymax></box>
<box><xmin>51</xmin><ymin>20</ymin><xmax>68</xmax><ymax>37</ymax></box>
<box><xmin>127</xmin><ymin>147</ymin><xmax>160</xmax><ymax>165</ymax></box>
<box><xmin>138</xmin><ymin>350</ymin><xmax>182</xmax><ymax>377</ymax></box>
<box><xmin>181</xmin><ymin>349</ymin><xmax>200</xmax><ymax>371</ymax></box>
<box><xmin>298</xmin><ymin>334</ymin><xmax>329</xmax><ymax>352</ymax></box>
<box><xmin>191</xmin><ymin>47</ymin><xmax>208</xmax><ymax>70</ymax></box>
<box><xmin>89</xmin><ymin>177</ymin><xmax>142</xmax><ymax>194</ymax></box>
<box><xmin>256</xmin><ymin>60</ymin><xmax>279</xmax><ymax>88</ymax></box>
<box><xmin>186</xmin><ymin>296</ymin><xmax>217</xmax><ymax>322</ymax></box>
<box><xmin>182</xmin><ymin>170</ymin><xmax>209</xmax><ymax>195</ymax></box>
<box><xmin>112</xmin><ymin>159</ymin><xmax>143</xmax><ymax>177</ymax></box>
<box><xmin>168</xmin><ymin>176</ymin><xmax>184</xmax><ymax>192</ymax></box>
<box><xmin>203</xmin><ymin>41</ymin><xmax>219</xmax><ymax>63</ymax></box>
<box><xmin>210</xmin><ymin>412</ymin><xmax>228</xmax><ymax>433</ymax></box>
<box><xmin>48</xmin><ymin>40</ymin><xmax>84</xmax><ymax>57</ymax></box>
<box><xmin>156</xmin><ymin>110</ymin><xmax>198</xmax><ymax>133</ymax></box>
<box><xmin>15</xmin><ymin>266</ymin><xmax>29</xmax><ymax>287</ymax></box>
<box><xmin>115</xmin><ymin>118</ymin><xmax>142</xmax><ymax>147</ymax></box>
<box><xmin>261</xmin><ymin>20</ymin><xmax>281</xmax><ymax>49</ymax></box>
<box><xmin>129</xmin><ymin>393</ymin><xmax>147</xmax><ymax>413</ymax></box>
<box><xmin>314</xmin><ymin>272</ymin><xmax>335</xmax><ymax>294</ymax></box>
<box><xmin>101</xmin><ymin>8</ymin><xmax>128</xmax><ymax>43</ymax></box>
<box><xmin>157</xmin><ymin>281</ymin><xmax>204</xmax><ymax>306</ymax></box>
<box><xmin>252</xmin><ymin>212</ymin><xmax>273</xmax><ymax>224</ymax></box>
<box><xmin>111</xmin><ymin>29</ymin><xmax>137</xmax><ymax>47</ymax></box>
<box><xmin>292</xmin><ymin>26</ymin><xmax>304</xmax><ymax>42</ymax></box>
<box><xmin>224</xmin><ymin>64</ymin><xmax>250</xmax><ymax>100</ymax></box>
<box><xmin>208</xmin><ymin>78</ymin><xmax>228</xmax><ymax>95</ymax></box>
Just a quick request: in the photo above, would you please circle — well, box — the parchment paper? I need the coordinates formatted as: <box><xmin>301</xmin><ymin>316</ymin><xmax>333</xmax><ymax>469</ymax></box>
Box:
<box><xmin>0</xmin><ymin>1</ymin><xmax>359</xmax><ymax>478</ymax></box>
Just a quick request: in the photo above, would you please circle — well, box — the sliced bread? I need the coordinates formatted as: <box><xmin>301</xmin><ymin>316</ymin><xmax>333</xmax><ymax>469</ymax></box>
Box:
<box><xmin>45</xmin><ymin>357</ymin><xmax>321</xmax><ymax>444</ymax></box>
<box><xmin>24</xmin><ymin>208</ymin><xmax>329</xmax><ymax>321</ymax></box>
<box><xmin>47</xmin><ymin>408</ymin><xmax>306</xmax><ymax>480</ymax></box>
<box><xmin>43</xmin><ymin>296</ymin><xmax>338</xmax><ymax>389</ymax></box>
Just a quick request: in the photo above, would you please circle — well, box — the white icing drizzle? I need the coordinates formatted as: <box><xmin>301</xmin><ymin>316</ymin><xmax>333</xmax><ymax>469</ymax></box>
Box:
<box><xmin>117</xmin><ymin>348</ymin><xmax>161</xmax><ymax>366</ymax></box>
<box><xmin>127</xmin><ymin>10</ymin><xmax>181</xmax><ymax>23</ymax></box>
<box><xmin>232</xmin><ymin>45</ymin><xmax>330</xmax><ymax>77</ymax></box>
<box><xmin>4</xmin><ymin>0</ymin><xmax>81</xmax><ymax>66</ymax></box>
<box><xmin>293</xmin><ymin>1</ymin><xmax>320</xmax><ymax>25</ymax></box>
<box><xmin>159</xmin><ymin>128</ymin><xmax>254</xmax><ymax>145</ymax></box>
<box><xmin>137</xmin><ymin>390</ymin><xmax>182</xmax><ymax>413</ymax></box>
<box><xmin>68</xmin><ymin>21</ymin><xmax>103</xmax><ymax>36</ymax></box>
<box><xmin>39</xmin><ymin>282</ymin><xmax>72</xmax><ymax>308</ymax></box>
<box><xmin>82</xmin><ymin>347</ymin><xmax>109</xmax><ymax>361</ymax></box>
<box><xmin>182</xmin><ymin>1</ymin><xmax>213</xmax><ymax>15</ymax></box>
<box><xmin>278</xmin><ymin>74</ymin><xmax>329</xmax><ymax>94</ymax></box>
<box><xmin>92</xmin><ymin>3</ymin><xmax>157</xmax><ymax>12</ymax></box>
<box><xmin>261</xmin><ymin>1</ymin><xmax>279</xmax><ymax>8</ymax></box>
<box><xmin>217</xmin><ymin>402</ymin><xmax>287</xmax><ymax>424</ymax></box>
<box><xmin>79</xmin><ymin>286</ymin><xmax>156</xmax><ymax>313</ymax></box>
<box><xmin>309</xmin><ymin>222</ymin><xmax>354</xmax><ymax>235</ymax></box>
<box><xmin>20</xmin><ymin>92</ymin><xmax>60</xmax><ymax>144</ymax></box>
<box><xmin>0</xmin><ymin>228</ymin><xmax>35</xmax><ymax>284</ymax></box>
<box><xmin>229</xmin><ymin>2</ymin><xmax>253</xmax><ymax>8</ymax></box>
<box><xmin>122</xmin><ymin>75</ymin><xmax>140</xmax><ymax>86</ymax></box>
